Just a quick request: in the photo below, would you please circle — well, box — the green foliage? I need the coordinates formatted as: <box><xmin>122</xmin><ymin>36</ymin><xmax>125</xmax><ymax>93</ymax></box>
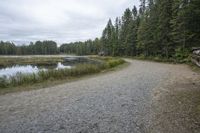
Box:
<box><xmin>0</xmin><ymin>41</ymin><xmax>16</xmax><ymax>55</ymax></box>
<box><xmin>101</xmin><ymin>19</ymin><xmax>115</xmax><ymax>55</ymax></box>
<box><xmin>0</xmin><ymin>41</ymin><xmax>58</xmax><ymax>55</ymax></box>
<box><xmin>0</xmin><ymin>58</ymin><xmax>125</xmax><ymax>89</ymax></box>
<box><xmin>171</xmin><ymin>0</ymin><xmax>200</xmax><ymax>49</ymax></box>
<box><xmin>174</xmin><ymin>47</ymin><xmax>190</xmax><ymax>62</ymax></box>
<box><xmin>99</xmin><ymin>0</ymin><xmax>199</xmax><ymax>62</ymax></box>
<box><xmin>106</xmin><ymin>59</ymin><xmax>125</xmax><ymax>68</ymax></box>
<box><xmin>60</xmin><ymin>38</ymin><xmax>101</xmax><ymax>55</ymax></box>
<box><xmin>0</xmin><ymin>77</ymin><xmax>8</xmax><ymax>88</ymax></box>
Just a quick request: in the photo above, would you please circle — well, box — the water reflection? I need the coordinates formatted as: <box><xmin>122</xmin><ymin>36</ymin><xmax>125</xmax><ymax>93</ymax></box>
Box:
<box><xmin>56</xmin><ymin>62</ymin><xmax>71</xmax><ymax>70</ymax></box>
<box><xmin>0</xmin><ymin>62</ymin><xmax>71</xmax><ymax>78</ymax></box>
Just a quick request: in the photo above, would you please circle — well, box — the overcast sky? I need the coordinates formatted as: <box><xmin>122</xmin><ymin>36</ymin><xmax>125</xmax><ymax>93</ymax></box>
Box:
<box><xmin>0</xmin><ymin>0</ymin><xmax>140</xmax><ymax>45</ymax></box>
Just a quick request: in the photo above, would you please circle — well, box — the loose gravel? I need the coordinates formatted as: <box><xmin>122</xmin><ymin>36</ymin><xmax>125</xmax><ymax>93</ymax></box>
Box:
<box><xmin>0</xmin><ymin>59</ymin><xmax>199</xmax><ymax>133</ymax></box>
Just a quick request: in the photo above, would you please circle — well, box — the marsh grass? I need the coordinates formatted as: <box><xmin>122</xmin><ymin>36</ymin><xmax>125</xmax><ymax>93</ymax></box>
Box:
<box><xmin>0</xmin><ymin>57</ymin><xmax>64</xmax><ymax>67</ymax></box>
<box><xmin>0</xmin><ymin>57</ymin><xmax>125</xmax><ymax>89</ymax></box>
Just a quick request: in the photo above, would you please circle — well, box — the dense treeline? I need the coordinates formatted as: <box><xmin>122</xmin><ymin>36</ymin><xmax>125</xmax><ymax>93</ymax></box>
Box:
<box><xmin>0</xmin><ymin>41</ymin><xmax>58</xmax><ymax>55</ymax></box>
<box><xmin>100</xmin><ymin>0</ymin><xmax>200</xmax><ymax>59</ymax></box>
<box><xmin>60</xmin><ymin>0</ymin><xmax>200</xmax><ymax>60</ymax></box>
<box><xmin>60</xmin><ymin>38</ymin><xmax>102</xmax><ymax>55</ymax></box>
<box><xmin>0</xmin><ymin>39</ymin><xmax>100</xmax><ymax>55</ymax></box>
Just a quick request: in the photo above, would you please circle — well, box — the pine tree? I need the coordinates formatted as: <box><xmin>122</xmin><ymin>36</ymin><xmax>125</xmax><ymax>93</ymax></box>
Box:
<box><xmin>137</xmin><ymin>14</ymin><xmax>149</xmax><ymax>56</ymax></box>
<box><xmin>171</xmin><ymin>0</ymin><xmax>200</xmax><ymax>49</ymax></box>
<box><xmin>101</xmin><ymin>19</ymin><xmax>115</xmax><ymax>55</ymax></box>
<box><xmin>146</xmin><ymin>0</ymin><xmax>160</xmax><ymax>56</ymax></box>
<box><xmin>120</xmin><ymin>8</ymin><xmax>136</xmax><ymax>56</ymax></box>
<box><xmin>156</xmin><ymin>0</ymin><xmax>173</xmax><ymax>58</ymax></box>
<box><xmin>112</xmin><ymin>17</ymin><xmax>120</xmax><ymax>56</ymax></box>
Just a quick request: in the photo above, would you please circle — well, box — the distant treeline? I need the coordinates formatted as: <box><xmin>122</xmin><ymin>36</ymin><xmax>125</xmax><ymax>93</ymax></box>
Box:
<box><xmin>60</xmin><ymin>38</ymin><xmax>101</xmax><ymax>55</ymax></box>
<box><xmin>0</xmin><ymin>41</ymin><xmax>57</xmax><ymax>55</ymax></box>
<box><xmin>1</xmin><ymin>0</ymin><xmax>200</xmax><ymax>60</ymax></box>
<box><xmin>0</xmin><ymin>39</ymin><xmax>100</xmax><ymax>55</ymax></box>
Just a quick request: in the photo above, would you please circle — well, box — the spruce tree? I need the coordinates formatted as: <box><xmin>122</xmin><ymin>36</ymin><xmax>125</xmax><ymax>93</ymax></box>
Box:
<box><xmin>156</xmin><ymin>0</ymin><xmax>173</xmax><ymax>58</ymax></box>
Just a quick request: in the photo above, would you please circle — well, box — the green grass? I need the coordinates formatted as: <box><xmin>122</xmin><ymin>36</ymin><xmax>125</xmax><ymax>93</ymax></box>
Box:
<box><xmin>187</xmin><ymin>62</ymin><xmax>200</xmax><ymax>73</ymax></box>
<box><xmin>131</xmin><ymin>55</ymin><xmax>191</xmax><ymax>64</ymax></box>
<box><xmin>0</xmin><ymin>57</ymin><xmax>125</xmax><ymax>93</ymax></box>
<box><xmin>129</xmin><ymin>55</ymin><xmax>199</xmax><ymax>72</ymax></box>
<box><xmin>0</xmin><ymin>57</ymin><xmax>64</xmax><ymax>67</ymax></box>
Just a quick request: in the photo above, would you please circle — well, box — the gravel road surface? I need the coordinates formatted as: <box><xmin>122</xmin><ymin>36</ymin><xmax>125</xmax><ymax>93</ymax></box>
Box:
<box><xmin>0</xmin><ymin>59</ymin><xmax>199</xmax><ymax>133</ymax></box>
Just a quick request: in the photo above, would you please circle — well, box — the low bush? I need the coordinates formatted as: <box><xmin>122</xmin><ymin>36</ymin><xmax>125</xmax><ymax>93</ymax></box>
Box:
<box><xmin>133</xmin><ymin>54</ymin><xmax>190</xmax><ymax>64</ymax></box>
<box><xmin>0</xmin><ymin>77</ymin><xmax>8</xmax><ymax>88</ymax></box>
<box><xmin>106</xmin><ymin>59</ymin><xmax>125</xmax><ymax>68</ymax></box>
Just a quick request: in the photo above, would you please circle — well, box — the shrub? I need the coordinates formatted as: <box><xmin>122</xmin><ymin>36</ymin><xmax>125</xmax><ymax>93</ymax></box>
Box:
<box><xmin>175</xmin><ymin>47</ymin><xmax>190</xmax><ymax>63</ymax></box>
<box><xmin>0</xmin><ymin>76</ymin><xmax>8</xmax><ymax>88</ymax></box>
<box><xmin>107</xmin><ymin>59</ymin><xmax>125</xmax><ymax>68</ymax></box>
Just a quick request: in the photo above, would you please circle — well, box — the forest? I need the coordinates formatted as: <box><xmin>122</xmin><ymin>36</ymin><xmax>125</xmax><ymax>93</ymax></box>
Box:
<box><xmin>0</xmin><ymin>0</ymin><xmax>200</xmax><ymax>62</ymax></box>
<box><xmin>61</xmin><ymin>0</ymin><xmax>200</xmax><ymax>61</ymax></box>
<box><xmin>0</xmin><ymin>41</ymin><xmax>57</xmax><ymax>55</ymax></box>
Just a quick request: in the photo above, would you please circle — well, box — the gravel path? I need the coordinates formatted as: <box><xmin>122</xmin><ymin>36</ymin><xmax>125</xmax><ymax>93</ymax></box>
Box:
<box><xmin>0</xmin><ymin>59</ymin><xmax>199</xmax><ymax>133</ymax></box>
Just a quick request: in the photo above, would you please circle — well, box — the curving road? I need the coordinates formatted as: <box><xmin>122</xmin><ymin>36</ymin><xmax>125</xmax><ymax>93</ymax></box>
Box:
<box><xmin>0</xmin><ymin>59</ymin><xmax>199</xmax><ymax>133</ymax></box>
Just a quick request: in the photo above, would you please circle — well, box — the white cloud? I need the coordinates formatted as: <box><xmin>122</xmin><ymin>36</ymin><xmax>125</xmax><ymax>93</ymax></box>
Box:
<box><xmin>0</xmin><ymin>0</ymin><xmax>140</xmax><ymax>44</ymax></box>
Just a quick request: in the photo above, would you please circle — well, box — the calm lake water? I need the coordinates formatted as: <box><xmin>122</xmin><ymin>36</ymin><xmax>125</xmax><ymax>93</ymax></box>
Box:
<box><xmin>0</xmin><ymin>62</ymin><xmax>71</xmax><ymax>78</ymax></box>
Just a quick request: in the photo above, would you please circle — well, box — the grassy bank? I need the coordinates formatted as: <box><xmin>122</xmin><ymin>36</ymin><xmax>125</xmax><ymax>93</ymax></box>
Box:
<box><xmin>130</xmin><ymin>55</ymin><xmax>199</xmax><ymax>72</ymax></box>
<box><xmin>130</xmin><ymin>55</ymin><xmax>191</xmax><ymax>64</ymax></box>
<box><xmin>0</xmin><ymin>56</ymin><xmax>65</xmax><ymax>67</ymax></box>
<box><xmin>0</xmin><ymin>57</ymin><xmax>125</xmax><ymax>94</ymax></box>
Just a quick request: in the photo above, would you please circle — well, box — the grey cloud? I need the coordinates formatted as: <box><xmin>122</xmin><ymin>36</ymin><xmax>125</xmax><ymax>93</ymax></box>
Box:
<box><xmin>0</xmin><ymin>0</ymin><xmax>140</xmax><ymax>45</ymax></box>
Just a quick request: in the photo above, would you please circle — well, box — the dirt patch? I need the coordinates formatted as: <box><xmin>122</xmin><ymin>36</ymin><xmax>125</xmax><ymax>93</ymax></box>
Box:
<box><xmin>151</xmin><ymin>65</ymin><xmax>200</xmax><ymax>133</ymax></box>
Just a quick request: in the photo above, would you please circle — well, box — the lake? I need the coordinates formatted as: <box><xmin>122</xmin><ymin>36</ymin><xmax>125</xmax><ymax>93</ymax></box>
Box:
<box><xmin>0</xmin><ymin>56</ymin><xmax>102</xmax><ymax>79</ymax></box>
<box><xmin>0</xmin><ymin>62</ymin><xmax>72</xmax><ymax>78</ymax></box>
